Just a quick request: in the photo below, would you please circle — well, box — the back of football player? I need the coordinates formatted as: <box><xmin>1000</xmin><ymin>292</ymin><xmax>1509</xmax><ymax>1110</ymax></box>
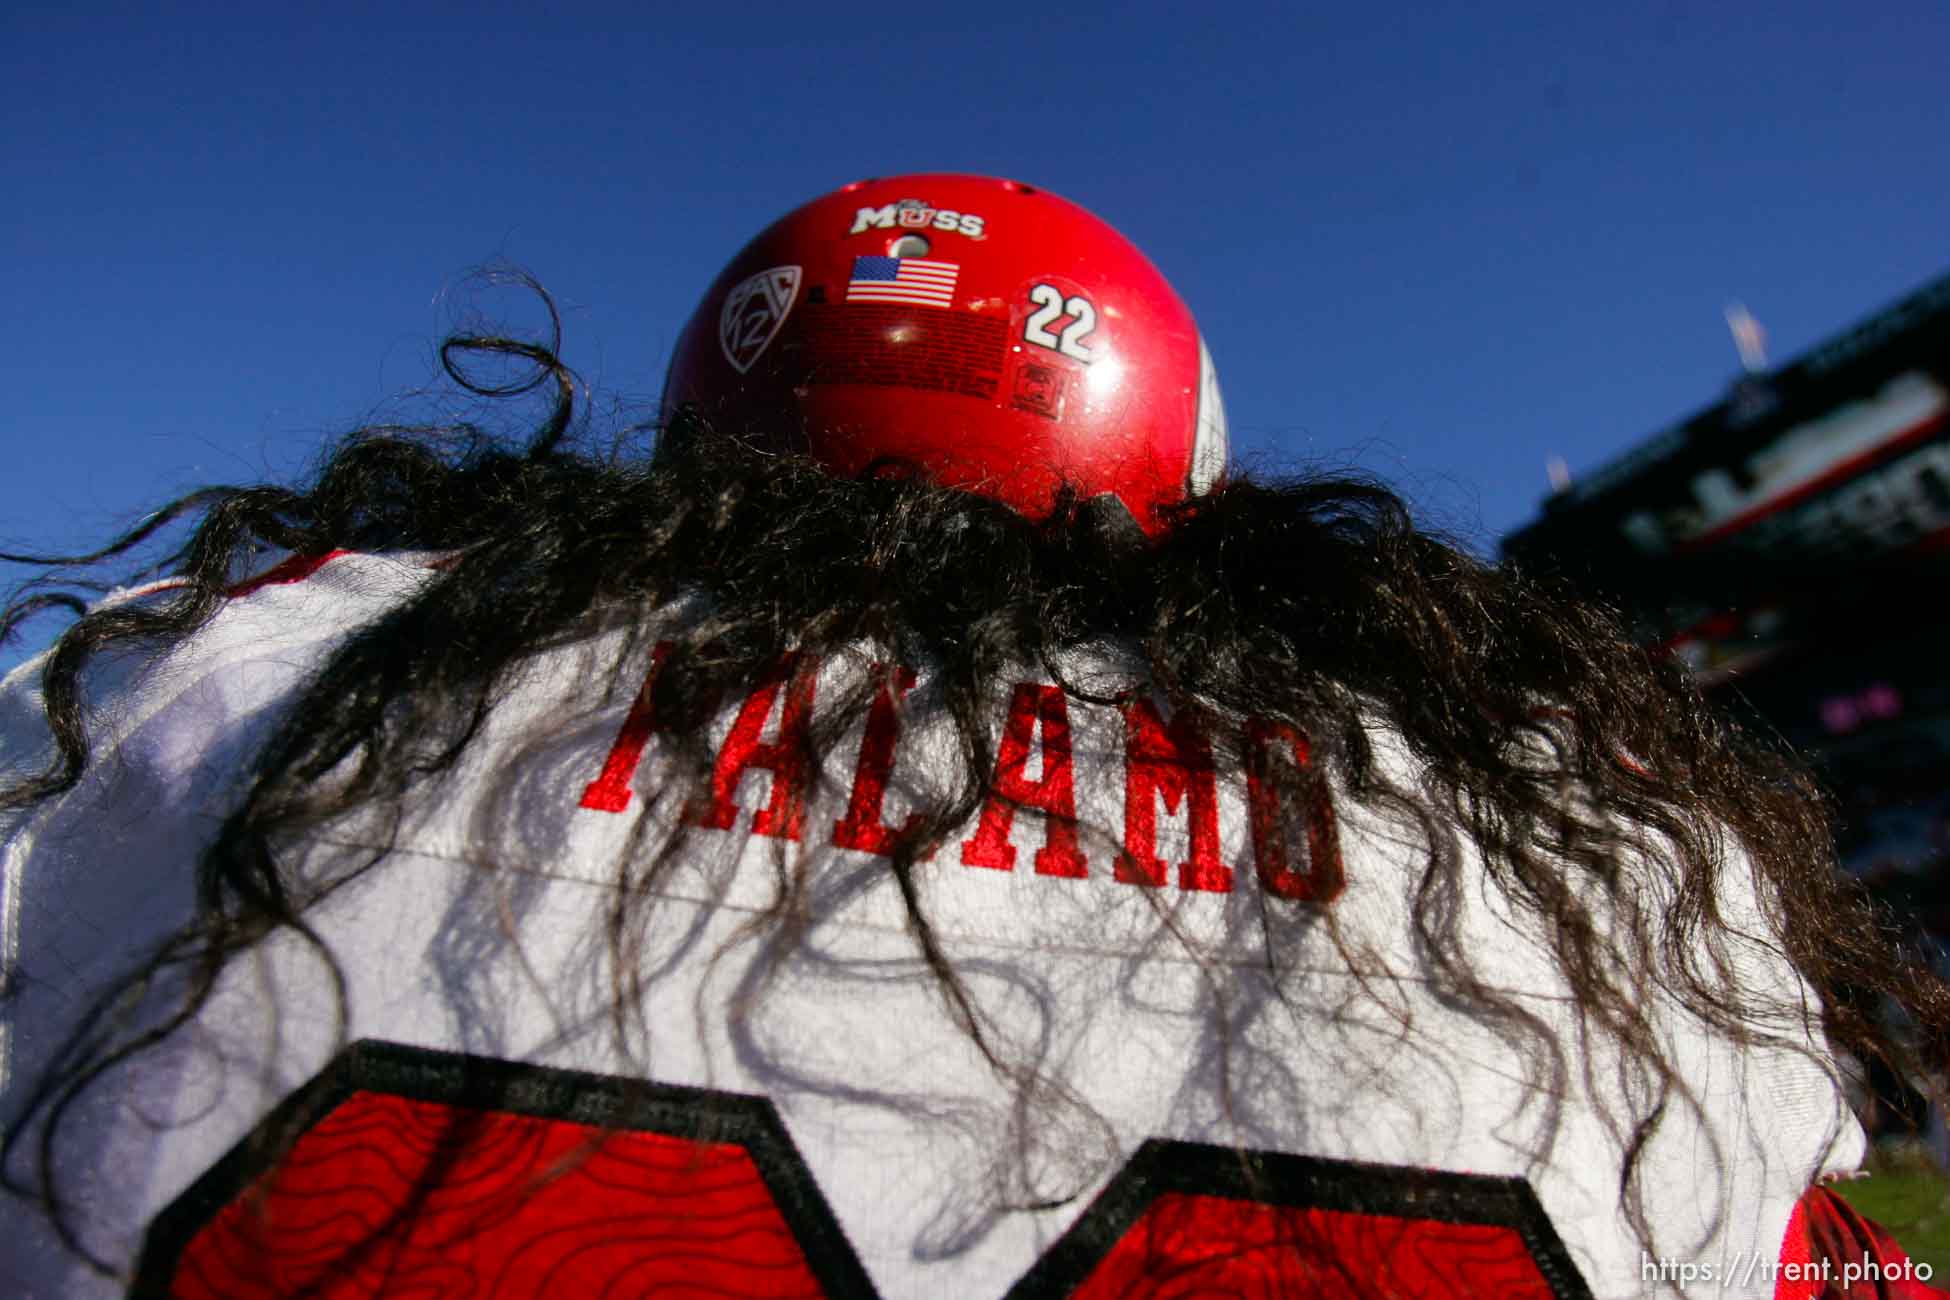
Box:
<box><xmin>3</xmin><ymin>175</ymin><xmax>1944</xmax><ymax>1298</ymax></box>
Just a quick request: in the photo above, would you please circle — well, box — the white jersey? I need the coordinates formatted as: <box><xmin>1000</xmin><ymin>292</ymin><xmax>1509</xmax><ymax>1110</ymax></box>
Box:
<box><xmin>0</xmin><ymin>551</ymin><xmax>1864</xmax><ymax>1298</ymax></box>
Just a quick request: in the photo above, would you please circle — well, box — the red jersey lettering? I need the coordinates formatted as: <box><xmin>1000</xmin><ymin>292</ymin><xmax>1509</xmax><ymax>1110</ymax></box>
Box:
<box><xmin>1118</xmin><ymin>699</ymin><xmax>1226</xmax><ymax>892</ymax></box>
<box><xmin>832</xmin><ymin>664</ymin><xmax>921</xmax><ymax>856</ymax></box>
<box><xmin>579</xmin><ymin>642</ymin><xmax>676</xmax><ymax>813</ymax></box>
<box><xmin>695</xmin><ymin>652</ymin><xmax>818</xmax><ymax>840</ymax></box>
<box><xmin>960</xmin><ymin>684</ymin><xmax>1088</xmax><ymax>878</ymax></box>
<box><xmin>1244</xmin><ymin>718</ymin><xmax>1345</xmax><ymax>903</ymax></box>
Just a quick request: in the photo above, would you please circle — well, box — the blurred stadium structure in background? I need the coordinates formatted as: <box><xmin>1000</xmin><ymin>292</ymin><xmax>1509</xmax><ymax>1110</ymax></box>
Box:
<box><xmin>1505</xmin><ymin>271</ymin><xmax>1950</xmax><ymax>1151</ymax></box>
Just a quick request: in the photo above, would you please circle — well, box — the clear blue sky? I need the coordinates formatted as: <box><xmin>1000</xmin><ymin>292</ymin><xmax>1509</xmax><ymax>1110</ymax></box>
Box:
<box><xmin>4</xmin><ymin>3</ymin><xmax>1946</xmax><ymax>657</ymax></box>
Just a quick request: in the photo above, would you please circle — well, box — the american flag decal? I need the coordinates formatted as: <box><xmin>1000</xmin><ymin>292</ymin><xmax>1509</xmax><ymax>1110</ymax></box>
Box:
<box><xmin>845</xmin><ymin>256</ymin><xmax>959</xmax><ymax>308</ymax></box>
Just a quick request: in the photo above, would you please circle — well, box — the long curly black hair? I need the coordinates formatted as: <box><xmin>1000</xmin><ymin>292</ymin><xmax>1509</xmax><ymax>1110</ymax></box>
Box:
<box><xmin>4</xmin><ymin>285</ymin><xmax>1945</xmax><ymax>1279</ymax></box>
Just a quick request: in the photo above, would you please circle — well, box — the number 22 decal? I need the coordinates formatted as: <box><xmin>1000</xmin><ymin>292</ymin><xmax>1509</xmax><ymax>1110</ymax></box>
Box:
<box><xmin>1023</xmin><ymin>283</ymin><xmax>1097</xmax><ymax>362</ymax></box>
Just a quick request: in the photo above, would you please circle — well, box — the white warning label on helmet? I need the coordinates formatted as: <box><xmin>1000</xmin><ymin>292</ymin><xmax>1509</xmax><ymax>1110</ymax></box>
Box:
<box><xmin>1191</xmin><ymin>334</ymin><xmax>1228</xmax><ymax>493</ymax></box>
<box><xmin>719</xmin><ymin>266</ymin><xmax>802</xmax><ymax>374</ymax></box>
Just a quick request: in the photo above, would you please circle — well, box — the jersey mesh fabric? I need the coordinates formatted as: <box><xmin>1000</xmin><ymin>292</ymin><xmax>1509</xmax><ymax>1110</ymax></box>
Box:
<box><xmin>0</xmin><ymin>551</ymin><xmax>1869</xmax><ymax>1298</ymax></box>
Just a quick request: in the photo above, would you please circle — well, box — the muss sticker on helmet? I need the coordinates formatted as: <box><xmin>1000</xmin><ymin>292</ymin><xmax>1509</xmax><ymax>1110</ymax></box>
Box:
<box><xmin>849</xmin><ymin>200</ymin><xmax>987</xmax><ymax>239</ymax></box>
<box><xmin>719</xmin><ymin>266</ymin><xmax>802</xmax><ymax>374</ymax></box>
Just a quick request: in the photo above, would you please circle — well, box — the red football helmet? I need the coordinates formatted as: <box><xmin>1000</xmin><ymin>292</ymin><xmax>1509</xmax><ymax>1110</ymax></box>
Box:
<box><xmin>663</xmin><ymin>174</ymin><xmax>1226</xmax><ymax>535</ymax></box>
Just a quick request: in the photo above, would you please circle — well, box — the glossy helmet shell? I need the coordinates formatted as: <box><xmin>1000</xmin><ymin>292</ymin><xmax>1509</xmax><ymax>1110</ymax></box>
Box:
<box><xmin>663</xmin><ymin>174</ymin><xmax>1226</xmax><ymax>535</ymax></box>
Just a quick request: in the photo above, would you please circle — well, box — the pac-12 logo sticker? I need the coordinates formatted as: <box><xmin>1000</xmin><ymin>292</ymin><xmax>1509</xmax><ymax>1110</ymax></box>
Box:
<box><xmin>719</xmin><ymin>266</ymin><xmax>802</xmax><ymax>374</ymax></box>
